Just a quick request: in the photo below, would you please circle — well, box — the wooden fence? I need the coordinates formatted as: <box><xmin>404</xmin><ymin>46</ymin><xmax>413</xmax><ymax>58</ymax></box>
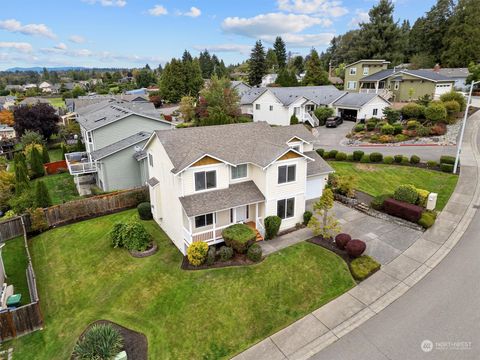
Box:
<box><xmin>0</xmin><ymin>217</ymin><xmax>24</xmax><ymax>243</ymax></box>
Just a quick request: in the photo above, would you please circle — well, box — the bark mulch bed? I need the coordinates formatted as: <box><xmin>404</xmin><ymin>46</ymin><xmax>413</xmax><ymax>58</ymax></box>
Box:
<box><xmin>307</xmin><ymin>236</ymin><xmax>352</xmax><ymax>265</ymax></box>
<box><xmin>72</xmin><ymin>320</ymin><xmax>147</xmax><ymax>360</ymax></box>
<box><xmin>181</xmin><ymin>252</ymin><xmax>263</xmax><ymax>270</ymax></box>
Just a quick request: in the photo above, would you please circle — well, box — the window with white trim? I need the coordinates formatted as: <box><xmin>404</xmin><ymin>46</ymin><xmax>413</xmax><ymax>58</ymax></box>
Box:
<box><xmin>269</xmin><ymin>105</ymin><xmax>273</xmax><ymax>111</ymax></box>
<box><xmin>349</xmin><ymin>67</ymin><xmax>357</xmax><ymax>75</ymax></box>
<box><xmin>373</xmin><ymin>108</ymin><xmax>378</xmax><ymax>116</ymax></box>
<box><xmin>231</xmin><ymin>164</ymin><xmax>247</xmax><ymax>180</ymax></box>
<box><xmin>255</xmin><ymin>104</ymin><xmax>261</xmax><ymax>110</ymax></box>
<box><xmin>278</xmin><ymin>164</ymin><xmax>296</xmax><ymax>184</ymax></box>
<box><xmin>148</xmin><ymin>153</ymin><xmax>153</xmax><ymax>167</ymax></box>
<box><xmin>347</xmin><ymin>81</ymin><xmax>357</xmax><ymax>90</ymax></box>
<box><xmin>195</xmin><ymin>213</ymin><xmax>214</xmax><ymax>228</ymax></box>
<box><xmin>277</xmin><ymin>198</ymin><xmax>295</xmax><ymax>219</ymax></box>
<box><xmin>194</xmin><ymin>170</ymin><xmax>216</xmax><ymax>191</ymax></box>
<box><xmin>363</xmin><ymin>67</ymin><xmax>369</xmax><ymax>75</ymax></box>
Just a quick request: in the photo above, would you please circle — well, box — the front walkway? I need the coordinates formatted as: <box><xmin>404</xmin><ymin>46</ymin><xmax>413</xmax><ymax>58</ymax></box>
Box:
<box><xmin>234</xmin><ymin>114</ymin><xmax>480</xmax><ymax>360</ymax></box>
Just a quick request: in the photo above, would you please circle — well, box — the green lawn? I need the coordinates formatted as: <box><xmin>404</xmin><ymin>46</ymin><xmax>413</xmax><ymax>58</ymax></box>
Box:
<box><xmin>47</xmin><ymin>97</ymin><xmax>65</xmax><ymax>109</ymax></box>
<box><xmin>2</xmin><ymin>237</ymin><xmax>30</xmax><ymax>303</ymax></box>
<box><xmin>9</xmin><ymin>210</ymin><xmax>354</xmax><ymax>359</ymax></box>
<box><xmin>47</xmin><ymin>148</ymin><xmax>64</xmax><ymax>162</ymax></box>
<box><xmin>34</xmin><ymin>173</ymin><xmax>79</xmax><ymax>205</ymax></box>
<box><xmin>329</xmin><ymin>162</ymin><xmax>458</xmax><ymax>210</ymax></box>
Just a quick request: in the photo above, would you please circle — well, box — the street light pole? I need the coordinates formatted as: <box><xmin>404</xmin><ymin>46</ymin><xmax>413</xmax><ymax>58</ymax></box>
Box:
<box><xmin>453</xmin><ymin>81</ymin><xmax>479</xmax><ymax>174</ymax></box>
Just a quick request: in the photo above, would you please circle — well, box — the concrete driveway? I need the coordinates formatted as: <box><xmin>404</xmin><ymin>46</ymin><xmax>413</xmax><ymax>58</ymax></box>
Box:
<box><xmin>313</xmin><ymin>121</ymin><xmax>356</xmax><ymax>147</ymax></box>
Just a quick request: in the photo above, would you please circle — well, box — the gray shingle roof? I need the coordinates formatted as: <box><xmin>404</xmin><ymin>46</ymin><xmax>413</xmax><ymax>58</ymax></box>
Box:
<box><xmin>420</xmin><ymin>68</ymin><xmax>470</xmax><ymax>79</ymax></box>
<box><xmin>180</xmin><ymin>180</ymin><xmax>265</xmax><ymax>217</ymax></box>
<box><xmin>90</xmin><ymin>131</ymin><xmax>151</xmax><ymax>160</ymax></box>
<box><xmin>360</xmin><ymin>69</ymin><xmax>395</xmax><ymax>81</ymax></box>
<box><xmin>152</xmin><ymin>122</ymin><xmax>316</xmax><ymax>174</ymax></box>
<box><xmin>304</xmin><ymin>151</ymin><xmax>334</xmax><ymax>176</ymax></box>
<box><xmin>147</xmin><ymin>177</ymin><xmax>159</xmax><ymax>187</ymax></box>
<box><xmin>333</xmin><ymin>93</ymin><xmax>386</xmax><ymax>108</ymax></box>
<box><xmin>241</xmin><ymin>86</ymin><xmax>344</xmax><ymax>106</ymax></box>
<box><xmin>240</xmin><ymin>88</ymin><xmax>267</xmax><ymax>105</ymax></box>
<box><xmin>361</xmin><ymin>69</ymin><xmax>454</xmax><ymax>83</ymax></box>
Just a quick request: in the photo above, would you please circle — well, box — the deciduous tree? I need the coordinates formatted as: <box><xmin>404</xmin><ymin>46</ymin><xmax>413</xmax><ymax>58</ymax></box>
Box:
<box><xmin>0</xmin><ymin>110</ymin><xmax>14</xmax><ymax>126</ymax></box>
<box><xmin>13</xmin><ymin>103</ymin><xmax>59</xmax><ymax>139</ymax></box>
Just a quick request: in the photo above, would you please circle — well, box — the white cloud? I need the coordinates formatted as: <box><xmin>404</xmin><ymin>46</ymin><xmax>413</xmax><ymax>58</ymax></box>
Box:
<box><xmin>54</xmin><ymin>42</ymin><xmax>68</xmax><ymax>50</ymax></box>
<box><xmin>69</xmin><ymin>35</ymin><xmax>86</xmax><ymax>43</ymax></box>
<box><xmin>148</xmin><ymin>5</ymin><xmax>168</xmax><ymax>16</ymax></box>
<box><xmin>277</xmin><ymin>0</ymin><xmax>348</xmax><ymax>17</ymax></box>
<box><xmin>82</xmin><ymin>0</ymin><xmax>126</xmax><ymax>7</ymax></box>
<box><xmin>0</xmin><ymin>19</ymin><xmax>56</xmax><ymax>39</ymax></box>
<box><xmin>0</xmin><ymin>42</ymin><xmax>33</xmax><ymax>53</ymax></box>
<box><xmin>262</xmin><ymin>33</ymin><xmax>335</xmax><ymax>47</ymax></box>
<box><xmin>222</xmin><ymin>13</ymin><xmax>331</xmax><ymax>38</ymax></box>
<box><xmin>182</xmin><ymin>7</ymin><xmax>201</xmax><ymax>18</ymax></box>
<box><xmin>193</xmin><ymin>44</ymin><xmax>251</xmax><ymax>55</ymax></box>
<box><xmin>348</xmin><ymin>9</ymin><xmax>369</xmax><ymax>28</ymax></box>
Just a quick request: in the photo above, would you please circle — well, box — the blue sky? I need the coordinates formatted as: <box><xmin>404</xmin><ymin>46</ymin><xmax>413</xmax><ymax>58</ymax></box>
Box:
<box><xmin>0</xmin><ymin>0</ymin><xmax>436</xmax><ymax>70</ymax></box>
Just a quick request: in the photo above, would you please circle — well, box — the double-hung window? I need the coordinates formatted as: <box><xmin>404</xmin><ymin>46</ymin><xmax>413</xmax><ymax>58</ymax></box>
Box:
<box><xmin>255</xmin><ymin>104</ymin><xmax>261</xmax><ymax>110</ymax></box>
<box><xmin>194</xmin><ymin>170</ymin><xmax>216</xmax><ymax>191</ymax></box>
<box><xmin>373</xmin><ymin>108</ymin><xmax>378</xmax><ymax>116</ymax></box>
<box><xmin>278</xmin><ymin>164</ymin><xmax>296</xmax><ymax>184</ymax></box>
<box><xmin>231</xmin><ymin>164</ymin><xmax>247</xmax><ymax>180</ymax></box>
<box><xmin>363</xmin><ymin>67</ymin><xmax>369</xmax><ymax>75</ymax></box>
<box><xmin>349</xmin><ymin>67</ymin><xmax>357</xmax><ymax>75</ymax></box>
<box><xmin>195</xmin><ymin>213</ymin><xmax>214</xmax><ymax>228</ymax></box>
<box><xmin>148</xmin><ymin>153</ymin><xmax>153</xmax><ymax>167</ymax></box>
<box><xmin>277</xmin><ymin>198</ymin><xmax>295</xmax><ymax>219</ymax></box>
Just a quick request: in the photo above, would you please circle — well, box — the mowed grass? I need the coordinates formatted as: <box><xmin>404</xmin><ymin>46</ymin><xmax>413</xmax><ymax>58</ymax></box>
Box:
<box><xmin>33</xmin><ymin>173</ymin><xmax>79</xmax><ymax>205</ymax></box>
<box><xmin>9</xmin><ymin>210</ymin><xmax>354</xmax><ymax>359</ymax></box>
<box><xmin>2</xmin><ymin>237</ymin><xmax>30</xmax><ymax>303</ymax></box>
<box><xmin>47</xmin><ymin>148</ymin><xmax>64</xmax><ymax>162</ymax></box>
<box><xmin>47</xmin><ymin>98</ymin><xmax>65</xmax><ymax>109</ymax></box>
<box><xmin>329</xmin><ymin>162</ymin><xmax>458</xmax><ymax>210</ymax></box>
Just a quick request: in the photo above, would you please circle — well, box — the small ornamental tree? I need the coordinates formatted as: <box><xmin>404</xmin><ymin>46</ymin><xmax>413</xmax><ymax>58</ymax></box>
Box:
<box><xmin>29</xmin><ymin>145</ymin><xmax>45</xmax><ymax>178</ymax></box>
<box><xmin>34</xmin><ymin>180</ymin><xmax>52</xmax><ymax>208</ymax></box>
<box><xmin>314</xmin><ymin>107</ymin><xmax>334</xmax><ymax>126</ymax></box>
<box><xmin>264</xmin><ymin>216</ymin><xmax>281</xmax><ymax>240</ymax></box>
<box><xmin>290</xmin><ymin>114</ymin><xmax>299</xmax><ymax>125</ymax></box>
<box><xmin>14</xmin><ymin>152</ymin><xmax>30</xmax><ymax>194</ymax></box>
<box><xmin>383</xmin><ymin>107</ymin><xmax>401</xmax><ymax>124</ymax></box>
<box><xmin>308</xmin><ymin>188</ymin><xmax>340</xmax><ymax>239</ymax></box>
<box><xmin>41</xmin><ymin>146</ymin><xmax>50</xmax><ymax>164</ymax></box>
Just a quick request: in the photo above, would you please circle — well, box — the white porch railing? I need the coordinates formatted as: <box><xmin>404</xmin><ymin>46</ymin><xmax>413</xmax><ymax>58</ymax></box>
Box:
<box><xmin>256</xmin><ymin>217</ymin><xmax>265</xmax><ymax>238</ymax></box>
<box><xmin>303</xmin><ymin>112</ymin><xmax>318</xmax><ymax>127</ymax></box>
<box><xmin>65</xmin><ymin>152</ymin><xmax>97</xmax><ymax>175</ymax></box>
<box><xmin>183</xmin><ymin>224</ymin><xmax>231</xmax><ymax>246</ymax></box>
<box><xmin>360</xmin><ymin>88</ymin><xmax>392</xmax><ymax>100</ymax></box>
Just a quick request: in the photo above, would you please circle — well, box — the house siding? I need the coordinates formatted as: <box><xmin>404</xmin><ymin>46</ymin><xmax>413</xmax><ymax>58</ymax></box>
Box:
<box><xmin>252</xmin><ymin>91</ymin><xmax>290</xmax><ymax>126</ymax></box>
<box><xmin>344</xmin><ymin>61</ymin><xmax>389</xmax><ymax>92</ymax></box>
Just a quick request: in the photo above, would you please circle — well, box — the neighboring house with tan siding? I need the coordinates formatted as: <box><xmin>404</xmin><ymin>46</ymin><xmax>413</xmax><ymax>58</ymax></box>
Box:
<box><xmin>144</xmin><ymin>122</ymin><xmax>333</xmax><ymax>255</ymax></box>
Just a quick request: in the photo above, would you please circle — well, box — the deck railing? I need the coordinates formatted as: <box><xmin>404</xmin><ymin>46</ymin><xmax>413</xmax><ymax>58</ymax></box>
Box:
<box><xmin>65</xmin><ymin>152</ymin><xmax>97</xmax><ymax>175</ymax></box>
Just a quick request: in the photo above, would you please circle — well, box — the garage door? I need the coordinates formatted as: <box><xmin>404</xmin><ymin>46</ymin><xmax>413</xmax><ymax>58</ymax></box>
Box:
<box><xmin>338</xmin><ymin>108</ymin><xmax>358</xmax><ymax>122</ymax></box>
<box><xmin>306</xmin><ymin>175</ymin><xmax>325</xmax><ymax>200</ymax></box>
<box><xmin>434</xmin><ymin>84</ymin><xmax>452</xmax><ymax>98</ymax></box>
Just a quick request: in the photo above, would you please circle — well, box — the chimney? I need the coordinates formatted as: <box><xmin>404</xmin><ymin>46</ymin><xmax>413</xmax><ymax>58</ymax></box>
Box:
<box><xmin>433</xmin><ymin>63</ymin><xmax>441</xmax><ymax>73</ymax></box>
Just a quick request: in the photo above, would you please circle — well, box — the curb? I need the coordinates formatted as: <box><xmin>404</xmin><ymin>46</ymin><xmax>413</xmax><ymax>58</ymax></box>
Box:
<box><xmin>351</xmin><ymin>143</ymin><xmax>454</xmax><ymax>148</ymax></box>
<box><xmin>233</xmin><ymin>114</ymin><xmax>480</xmax><ymax>360</ymax></box>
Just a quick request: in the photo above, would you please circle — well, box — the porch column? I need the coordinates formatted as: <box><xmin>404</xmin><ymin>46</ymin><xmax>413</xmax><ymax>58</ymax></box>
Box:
<box><xmin>255</xmin><ymin>203</ymin><xmax>259</xmax><ymax>227</ymax></box>
<box><xmin>213</xmin><ymin>212</ymin><xmax>216</xmax><ymax>240</ymax></box>
<box><xmin>233</xmin><ymin>207</ymin><xmax>237</xmax><ymax>223</ymax></box>
<box><xmin>375</xmin><ymin>82</ymin><xmax>379</xmax><ymax>93</ymax></box>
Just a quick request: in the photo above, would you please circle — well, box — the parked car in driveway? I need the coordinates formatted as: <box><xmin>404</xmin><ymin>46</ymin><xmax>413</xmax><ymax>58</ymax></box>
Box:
<box><xmin>325</xmin><ymin>116</ymin><xmax>343</xmax><ymax>128</ymax></box>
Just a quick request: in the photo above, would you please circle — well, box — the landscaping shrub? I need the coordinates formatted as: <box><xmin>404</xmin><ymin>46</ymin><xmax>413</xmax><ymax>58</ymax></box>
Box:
<box><xmin>335</xmin><ymin>233</ymin><xmax>351</xmax><ymax>250</ymax></box>
<box><xmin>410</xmin><ymin>155</ymin><xmax>420</xmax><ymax>164</ymax></box>
<box><xmin>110</xmin><ymin>223</ymin><xmax>126</xmax><ymax>248</ymax></box>
<box><xmin>73</xmin><ymin>324</ymin><xmax>123</xmax><ymax>360</ymax></box>
<box><xmin>369</xmin><ymin>134</ymin><xmax>380</xmax><ymax>143</ymax></box>
<box><xmin>383</xmin><ymin>156</ymin><xmax>394</xmax><ymax>164</ymax></box>
<box><xmin>222</xmin><ymin>224</ymin><xmax>256</xmax><ymax>253</ymax></box>
<box><xmin>316</xmin><ymin>148</ymin><xmax>325</xmax><ymax>157</ymax></box>
<box><xmin>401</xmin><ymin>103</ymin><xmax>425</xmax><ymax>119</ymax></box>
<box><xmin>371</xmin><ymin>194</ymin><xmax>391</xmax><ymax>211</ymax></box>
<box><xmin>347</xmin><ymin>154</ymin><xmax>354</xmax><ymax>161</ymax></box>
<box><xmin>303</xmin><ymin>211</ymin><xmax>313</xmax><ymax>226</ymax></box>
<box><xmin>393</xmin><ymin>123</ymin><xmax>403</xmax><ymax>135</ymax></box>
<box><xmin>34</xmin><ymin>180</ymin><xmax>52</xmax><ymax>208</ymax></box>
<box><xmin>330</xmin><ymin>174</ymin><xmax>356</xmax><ymax>197</ymax></box>
<box><xmin>430</xmin><ymin>123</ymin><xmax>447</xmax><ymax>135</ymax></box>
<box><xmin>137</xmin><ymin>202</ymin><xmax>152</xmax><ymax>220</ymax></box>
<box><xmin>417</xmin><ymin>125</ymin><xmax>431</xmax><ymax>137</ymax></box>
<box><xmin>418</xmin><ymin>212</ymin><xmax>435</xmax><ymax>229</ymax></box>
<box><xmin>406</xmin><ymin>120</ymin><xmax>419</xmax><ymax>130</ymax></box>
<box><xmin>335</xmin><ymin>152</ymin><xmax>347</xmax><ymax>161</ymax></box>
<box><xmin>187</xmin><ymin>241</ymin><xmax>209</xmax><ymax>266</ymax></box>
<box><xmin>393</xmin><ymin>184</ymin><xmax>419</xmax><ymax>204</ymax></box>
<box><xmin>329</xmin><ymin>149</ymin><xmax>338</xmax><ymax>158</ymax></box>
<box><xmin>440</xmin><ymin>91</ymin><xmax>466</xmax><ymax>111</ymax></box>
<box><xmin>354</xmin><ymin>124</ymin><xmax>365</xmax><ymax>132</ymax></box>
<box><xmin>360</xmin><ymin>154</ymin><xmax>371</xmax><ymax>163</ymax></box>
<box><xmin>383</xmin><ymin>107</ymin><xmax>401</xmax><ymax>124</ymax></box>
<box><xmin>366</xmin><ymin>121</ymin><xmax>376</xmax><ymax>131</ymax></box>
<box><xmin>264</xmin><ymin>216</ymin><xmax>281</xmax><ymax>240</ymax></box>
<box><xmin>345</xmin><ymin>239</ymin><xmax>366</xmax><ymax>258</ymax></box>
<box><xmin>383</xmin><ymin>198</ymin><xmax>423</xmax><ymax>222</ymax></box>
<box><xmin>401</xmin><ymin>156</ymin><xmax>410</xmax><ymax>165</ymax></box>
<box><xmin>440</xmin><ymin>155</ymin><xmax>455</xmax><ymax>164</ymax></box>
<box><xmin>206</xmin><ymin>246</ymin><xmax>216</xmax><ymax>265</ymax></box>
<box><xmin>394</xmin><ymin>134</ymin><xmax>409</xmax><ymax>142</ymax></box>
<box><xmin>380</xmin><ymin>123</ymin><xmax>394</xmax><ymax>135</ymax></box>
<box><xmin>314</xmin><ymin>107</ymin><xmax>334</xmax><ymax>126</ymax></box>
<box><xmin>350</xmin><ymin>255</ymin><xmax>381</xmax><ymax>281</ymax></box>
<box><xmin>247</xmin><ymin>243</ymin><xmax>262</xmax><ymax>262</ymax></box>
<box><xmin>353</xmin><ymin>150</ymin><xmax>364</xmax><ymax>162</ymax></box>
<box><xmin>122</xmin><ymin>221</ymin><xmax>151</xmax><ymax>252</ymax></box>
<box><xmin>322</xmin><ymin>151</ymin><xmax>331</xmax><ymax>159</ymax></box>
<box><xmin>425</xmin><ymin>102</ymin><xmax>447</xmax><ymax>123</ymax></box>
<box><xmin>219</xmin><ymin>246</ymin><xmax>233</xmax><ymax>261</ymax></box>
<box><xmin>379</xmin><ymin>135</ymin><xmax>393</xmax><ymax>143</ymax></box>
<box><xmin>440</xmin><ymin>163</ymin><xmax>454</xmax><ymax>173</ymax></box>
<box><xmin>444</xmin><ymin>100</ymin><xmax>461</xmax><ymax>122</ymax></box>
<box><xmin>427</xmin><ymin>160</ymin><xmax>438</xmax><ymax>168</ymax></box>
<box><xmin>416</xmin><ymin>188</ymin><xmax>430</xmax><ymax>207</ymax></box>
<box><xmin>28</xmin><ymin>207</ymin><xmax>48</xmax><ymax>233</ymax></box>
<box><xmin>290</xmin><ymin>114</ymin><xmax>299</xmax><ymax>125</ymax></box>
<box><xmin>369</xmin><ymin>152</ymin><xmax>383</xmax><ymax>163</ymax></box>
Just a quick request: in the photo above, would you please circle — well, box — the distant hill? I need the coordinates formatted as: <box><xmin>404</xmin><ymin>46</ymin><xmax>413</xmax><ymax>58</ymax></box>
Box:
<box><xmin>5</xmin><ymin>66</ymin><xmax>89</xmax><ymax>72</ymax></box>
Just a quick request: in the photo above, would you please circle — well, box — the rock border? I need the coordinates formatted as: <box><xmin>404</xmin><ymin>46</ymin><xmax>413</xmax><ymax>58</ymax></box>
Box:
<box><xmin>129</xmin><ymin>241</ymin><xmax>158</xmax><ymax>258</ymax></box>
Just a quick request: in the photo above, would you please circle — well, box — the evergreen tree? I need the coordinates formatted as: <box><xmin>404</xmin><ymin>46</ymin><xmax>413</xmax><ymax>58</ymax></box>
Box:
<box><xmin>291</xmin><ymin>56</ymin><xmax>304</xmax><ymax>74</ymax></box>
<box><xmin>442</xmin><ymin>0</ymin><xmax>480</xmax><ymax>67</ymax></box>
<box><xmin>275</xmin><ymin>68</ymin><xmax>299</xmax><ymax>87</ymax></box>
<box><xmin>159</xmin><ymin>59</ymin><xmax>186</xmax><ymax>102</ymax></box>
<box><xmin>182</xmin><ymin>50</ymin><xmax>193</xmax><ymax>63</ymax></box>
<box><xmin>14</xmin><ymin>153</ymin><xmax>29</xmax><ymax>195</ymax></box>
<box><xmin>265</xmin><ymin>49</ymin><xmax>278</xmax><ymax>73</ymax></box>
<box><xmin>34</xmin><ymin>180</ymin><xmax>52</xmax><ymax>208</ymax></box>
<box><xmin>248</xmin><ymin>40</ymin><xmax>267</xmax><ymax>87</ymax></box>
<box><xmin>199</xmin><ymin>50</ymin><xmax>214</xmax><ymax>78</ymax></box>
<box><xmin>29</xmin><ymin>145</ymin><xmax>45</xmax><ymax>179</ymax></box>
<box><xmin>41</xmin><ymin>146</ymin><xmax>50</xmax><ymax>164</ymax></box>
<box><xmin>211</xmin><ymin>55</ymin><xmax>227</xmax><ymax>78</ymax></box>
<box><xmin>183</xmin><ymin>59</ymin><xmax>204</xmax><ymax>97</ymax></box>
<box><xmin>273</xmin><ymin>36</ymin><xmax>287</xmax><ymax>69</ymax></box>
<box><xmin>303</xmin><ymin>49</ymin><xmax>329</xmax><ymax>86</ymax></box>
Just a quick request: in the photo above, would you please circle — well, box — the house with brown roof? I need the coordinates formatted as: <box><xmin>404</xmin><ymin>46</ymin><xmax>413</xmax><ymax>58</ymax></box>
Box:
<box><xmin>143</xmin><ymin>122</ymin><xmax>333</xmax><ymax>255</ymax></box>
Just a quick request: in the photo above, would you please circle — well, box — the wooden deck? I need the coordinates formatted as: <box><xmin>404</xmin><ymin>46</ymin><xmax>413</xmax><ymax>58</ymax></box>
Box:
<box><xmin>246</xmin><ymin>221</ymin><xmax>264</xmax><ymax>242</ymax></box>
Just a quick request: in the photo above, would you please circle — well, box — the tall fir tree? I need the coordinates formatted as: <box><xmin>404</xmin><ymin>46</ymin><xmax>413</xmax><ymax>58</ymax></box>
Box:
<box><xmin>159</xmin><ymin>59</ymin><xmax>186</xmax><ymax>103</ymax></box>
<box><xmin>182</xmin><ymin>56</ymin><xmax>204</xmax><ymax>97</ymax></box>
<box><xmin>248</xmin><ymin>40</ymin><xmax>267</xmax><ymax>87</ymax></box>
<box><xmin>29</xmin><ymin>144</ymin><xmax>45</xmax><ymax>179</ymax></box>
<box><xmin>41</xmin><ymin>146</ymin><xmax>50</xmax><ymax>164</ymax></box>
<box><xmin>34</xmin><ymin>180</ymin><xmax>52</xmax><ymax>208</ymax></box>
<box><xmin>14</xmin><ymin>153</ymin><xmax>29</xmax><ymax>195</ymax></box>
<box><xmin>199</xmin><ymin>50</ymin><xmax>214</xmax><ymax>78</ymax></box>
<box><xmin>265</xmin><ymin>49</ymin><xmax>278</xmax><ymax>73</ymax></box>
<box><xmin>273</xmin><ymin>36</ymin><xmax>287</xmax><ymax>69</ymax></box>
<box><xmin>303</xmin><ymin>49</ymin><xmax>329</xmax><ymax>86</ymax></box>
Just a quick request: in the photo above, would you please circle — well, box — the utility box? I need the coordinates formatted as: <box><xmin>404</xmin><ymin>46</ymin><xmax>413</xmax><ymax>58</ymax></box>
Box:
<box><xmin>114</xmin><ymin>351</ymin><xmax>127</xmax><ymax>360</ymax></box>
<box><xmin>427</xmin><ymin>193</ymin><xmax>438</xmax><ymax>210</ymax></box>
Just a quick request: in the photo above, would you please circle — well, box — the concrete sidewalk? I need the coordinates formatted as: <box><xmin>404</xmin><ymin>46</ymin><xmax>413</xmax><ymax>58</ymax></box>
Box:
<box><xmin>233</xmin><ymin>114</ymin><xmax>480</xmax><ymax>360</ymax></box>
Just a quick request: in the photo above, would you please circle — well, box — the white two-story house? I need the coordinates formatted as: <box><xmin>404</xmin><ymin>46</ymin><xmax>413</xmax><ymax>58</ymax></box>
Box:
<box><xmin>144</xmin><ymin>122</ymin><xmax>333</xmax><ymax>255</ymax></box>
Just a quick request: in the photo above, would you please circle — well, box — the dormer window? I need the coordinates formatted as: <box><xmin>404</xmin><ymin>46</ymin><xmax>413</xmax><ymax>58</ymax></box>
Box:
<box><xmin>231</xmin><ymin>164</ymin><xmax>248</xmax><ymax>180</ymax></box>
<box><xmin>195</xmin><ymin>170</ymin><xmax>216</xmax><ymax>191</ymax></box>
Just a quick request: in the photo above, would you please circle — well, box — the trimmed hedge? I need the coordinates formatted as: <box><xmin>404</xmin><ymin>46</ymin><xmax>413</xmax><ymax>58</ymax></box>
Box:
<box><xmin>222</xmin><ymin>224</ymin><xmax>256</xmax><ymax>253</ymax></box>
<box><xmin>393</xmin><ymin>184</ymin><xmax>419</xmax><ymax>204</ymax></box>
<box><xmin>137</xmin><ymin>202</ymin><xmax>152</xmax><ymax>220</ymax></box>
<box><xmin>418</xmin><ymin>212</ymin><xmax>435</xmax><ymax>229</ymax></box>
<box><xmin>394</xmin><ymin>155</ymin><xmax>403</xmax><ymax>163</ymax></box>
<box><xmin>329</xmin><ymin>150</ymin><xmax>338</xmax><ymax>158</ymax></box>
<box><xmin>371</xmin><ymin>194</ymin><xmax>391</xmax><ymax>210</ymax></box>
<box><xmin>384</xmin><ymin>198</ymin><xmax>423</xmax><ymax>222</ymax></box>
<box><xmin>383</xmin><ymin>156</ymin><xmax>394</xmax><ymax>164</ymax></box>
<box><xmin>360</xmin><ymin>154</ymin><xmax>371</xmax><ymax>163</ymax></box>
<box><xmin>303</xmin><ymin>211</ymin><xmax>313</xmax><ymax>226</ymax></box>
<box><xmin>247</xmin><ymin>243</ymin><xmax>262</xmax><ymax>262</ymax></box>
<box><xmin>335</xmin><ymin>152</ymin><xmax>347</xmax><ymax>161</ymax></box>
<box><xmin>427</xmin><ymin>160</ymin><xmax>438</xmax><ymax>168</ymax></box>
<box><xmin>219</xmin><ymin>246</ymin><xmax>233</xmax><ymax>261</ymax></box>
<box><xmin>440</xmin><ymin>163</ymin><xmax>454</xmax><ymax>173</ymax></box>
<box><xmin>350</xmin><ymin>255</ymin><xmax>381</xmax><ymax>281</ymax></box>
<box><xmin>353</xmin><ymin>150</ymin><xmax>364</xmax><ymax>162</ymax></box>
<box><xmin>206</xmin><ymin>246</ymin><xmax>216</xmax><ymax>265</ymax></box>
<box><xmin>335</xmin><ymin>233</ymin><xmax>351</xmax><ymax>250</ymax></box>
<box><xmin>410</xmin><ymin>155</ymin><xmax>420</xmax><ymax>164</ymax></box>
<box><xmin>264</xmin><ymin>216</ymin><xmax>281</xmax><ymax>240</ymax></box>
<box><xmin>416</xmin><ymin>188</ymin><xmax>430</xmax><ymax>207</ymax></box>
<box><xmin>440</xmin><ymin>155</ymin><xmax>455</xmax><ymax>165</ymax></box>
<box><xmin>345</xmin><ymin>239</ymin><xmax>366</xmax><ymax>258</ymax></box>
<box><xmin>369</xmin><ymin>152</ymin><xmax>383</xmax><ymax>163</ymax></box>
<box><xmin>316</xmin><ymin>148</ymin><xmax>325</xmax><ymax>157</ymax></box>
<box><xmin>347</xmin><ymin>154</ymin><xmax>354</xmax><ymax>161</ymax></box>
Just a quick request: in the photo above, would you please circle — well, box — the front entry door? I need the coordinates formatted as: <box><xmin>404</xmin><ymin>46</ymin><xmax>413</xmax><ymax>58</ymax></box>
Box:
<box><xmin>235</xmin><ymin>206</ymin><xmax>247</xmax><ymax>223</ymax></box>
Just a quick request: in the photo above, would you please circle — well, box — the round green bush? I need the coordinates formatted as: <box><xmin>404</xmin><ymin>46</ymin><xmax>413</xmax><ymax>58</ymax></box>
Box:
<box><xmin>137</xmin><ymin>202</ymin><xmax>152</xmax><ymax>220</ymax></box>
<box><xmin>264</xmin><ymin>216</ymin><xmax>281</xmax><ymax>240</ymax></box>
<box><xmin>206</xmin><ymin>246</ymin><xmax>216</xmax><ymax>265</ymax></box>
<box><xmin>383</xmin><ymin>156</ymin><xmax>394</xmax><ymax>164</ymax></box>
<box><xmin>303</xmin><ymin>211</ymin><xmax>313</xmax><ymax>226</ymax></box>
<box><xmin>329</xmin><ymin>149</ymin><xmax>338</xmax><ymax>158</ymax></box>
<box><xmin>360</xmin><ymin>154</ymin><xmax>371</xmax><ymax>163</ymax></box>
<box><xmin>393</xmin><ymin>123</ymin><xmax>403</xmax><ymax>135</ymax></box>
<box><xmin>401</xmin><ymin>156</ymin><xmax>410</xmax><ymax>165</ymax></box>
<box><xmin>316</xmin><ymin>148</ymin><xmax>325</xmax><ymax>157</ymax></box>
<box><xmin>427</xmin><ymin>160</ymin><xmax>438</xmax><ymax>168</ymax></box>
<box><xmin>440</xmin><ymin>91</ymin><xmax>466</xmax><ymax>111</ymax></box>
<box><xmin>406</xmin><ymin>120</ymin><xmax>419</xmax><ymax>130</ymax></box>
<box><xmin>393</xmin><ymin>184</ymin><xmax>419</xmax><ymax>204</ymax></box>
<box><xmin>222</xmin><ymin>224</ymin><xmax>256</xmax><ymax>253</ymax></box>
<box><xmin>418</xmin><ymin>212</ymin><xmax>435</xmax><ymax>229</ymax></box>
<box><xmin>219</xmin><ymin>246</ymin><xmax>233</xmax><ymax>261</ymax></box>
<box><xmin>425</xmin><ymin>102</ymin><xmax>447</xmax><ymax>123</ymax></box>
<box><xmin>354</xmin><ymin>124</ymin><xmax>365</xmax><ymax>132</ymax></box>
<box><xmin>371</xmin><ymin>194</ymin><xmax>391</xmax><ymax>211</ymax></box>
<box><xmin>394</xmin><ymin>134</ymin><xmax>409</xmax><ymax>142</ymax></box>
<box><xmin>410</xmin><ymin>155</ymin><xmax>420</xmax><ymax>164</ymax></box>
<box><xmin>73</xmin><ymin>324</ymin><xmax>123</xmax><ymax>360</ymax></box>
<box><xmin>187</xmin><ymin>241</ymin><xmax>209</xmax><ymax>266</ymax></box>
<box><xmin>381</xmin><ymin>124</ymin><xmax>394</xmax><ymax>135</ymax></box>
<box><xmin>444</xmin><ymin>100</ymin><xmax>461</xmax><ymax>121</ymax></box>
<box><xmin>123</xmin><ymin>222</ymin><xmax>152</xmax><ymax>251</ymax></box>
<box><xmin>335</xmin><ymin>152</ymin><xmax>347</xmax><ymax>161</ymax></box>
<box><xmin>347</xmin><ymin>154</ymin><xmax>354</xmax><ymax>161</ymax></box>
<box><xmin>394</xmin><ymin>154</ymin><xmax>403</xmax><ymax>163</ymax></box>
<box><xmin>350</xmin><ymin>255</ymin><xmax>381</xmax><ymax>281</ymax></box>
<box><xmin>353</xmin><ymin>150</ymin><xmax>364</xmax><ymax>162</ymax></box>
<box><xmin>440</xmin><ymin>155</ymin><xmax>455</xmax><ymax>165</ymax></box>
<box><xmin>247</xmin><ymin>243</ymin><xmax>262</xmax><ymax>262</ymax></box>
<box><xmin>366</xmin><ymin>121</ymin><xmax>376</xmax><ymax>131</ymax></box>
<box><xmin>369</xmin><ymin>152</ymin><xmax>383</xmax><ymax>163</ymax></box>
<box><xmin>440</xmin><ymin>163</ymin><xmax>454</xmax><ymax>173</ymax></box>
<box><xmin>401</xmin><ymin>103</ymin><xmax>425</xmax><ymax>119</ymax></box>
